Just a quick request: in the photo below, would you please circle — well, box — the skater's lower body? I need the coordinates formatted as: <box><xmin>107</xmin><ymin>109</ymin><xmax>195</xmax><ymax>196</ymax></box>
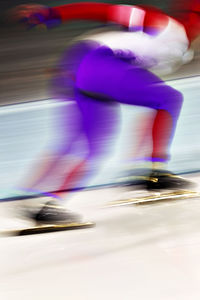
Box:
<box><xmin>22</xmin><ymin>40</ymin><xmax>191</xmax><ymax>223</ymax></box>
<box><xmin>71</xmin><ymin>41</ymin><xmax>191</xmax><ymax>189</ymax></box>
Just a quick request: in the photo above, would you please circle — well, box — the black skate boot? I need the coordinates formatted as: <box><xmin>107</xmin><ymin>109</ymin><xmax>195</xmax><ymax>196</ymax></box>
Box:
<box><xmin>146</xmin><ymin>169</ymin><xmax>194</xmax><ymax>190</ymax></box>
<box><xmin>31</xmin><ymin>200</ymin><xmax>81</xmax><ymax>224</ymax></box>
<box><xmin>117</xmin><ymin>168</ymin><xmax>153</xmax><ymax>186</ymax></box>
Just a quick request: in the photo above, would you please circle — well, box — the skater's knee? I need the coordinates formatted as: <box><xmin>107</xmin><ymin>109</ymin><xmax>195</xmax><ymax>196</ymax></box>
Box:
<box><xmin>172</xmin><ymin>88</ymin><xmax>183</xmax><ymax>105</ymax></box>
<box><xmin>161</xmin><ymin>87</ymin><xmax>183</xmax><ymax>118</ymax></box>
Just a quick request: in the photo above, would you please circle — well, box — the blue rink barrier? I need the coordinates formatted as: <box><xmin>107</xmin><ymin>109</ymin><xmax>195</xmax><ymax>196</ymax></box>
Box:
<box><xmin>0</xmin><ymin>169</ymin><xmax>199</xmax><ymax>202</ymax></box>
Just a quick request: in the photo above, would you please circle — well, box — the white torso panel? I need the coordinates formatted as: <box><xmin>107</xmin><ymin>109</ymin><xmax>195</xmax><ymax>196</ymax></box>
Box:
<box><xmin>83</xmin><ymin>17</ymin><xmax>193</xmax><ymax>75</ymax></box>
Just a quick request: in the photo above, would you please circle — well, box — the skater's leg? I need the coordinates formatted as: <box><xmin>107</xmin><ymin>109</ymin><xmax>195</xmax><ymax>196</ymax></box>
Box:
<box><xmin>54</xmin><ymin>89</ymin><xmax>121</xmax><ymax>197</ymax></box>
<box><xmin>49</xmin><ymin>44</ymin><xmax>121</xmax><ymax>195</ymax></box>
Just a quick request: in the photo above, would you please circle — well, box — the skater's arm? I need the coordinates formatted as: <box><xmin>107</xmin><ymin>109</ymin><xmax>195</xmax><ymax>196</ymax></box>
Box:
<box><xmin>53</xmin><ymin>2</ymin><xmax>169</xmax><ymax>32</ymax></box>
<box><xmin>12</xmin><ymin>2</ymin><xmax>169</xmax><ymax>33</ymax></box>
<box><xmin>53</xmin><ymin>2</ymin><xmax>113</xmax><ymax>24</ymax></box>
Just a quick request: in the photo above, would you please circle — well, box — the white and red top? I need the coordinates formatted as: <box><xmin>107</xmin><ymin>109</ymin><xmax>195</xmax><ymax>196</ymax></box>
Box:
<box><xmin>52</xmin><ymin>2</ymin><xmax>197</xmax><ymax>75</ymax></box>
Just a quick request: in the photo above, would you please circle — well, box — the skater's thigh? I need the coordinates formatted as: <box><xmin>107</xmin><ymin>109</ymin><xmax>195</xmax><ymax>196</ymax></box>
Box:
<box><xmin>75</xmin><ymin>89</ymin><xmax>121</xmax><ymax>160</ymax></box>
<box><xmin>76</xmin><ymin>46</ymin><xmax>174</xmax><ymax>110</ymax></box>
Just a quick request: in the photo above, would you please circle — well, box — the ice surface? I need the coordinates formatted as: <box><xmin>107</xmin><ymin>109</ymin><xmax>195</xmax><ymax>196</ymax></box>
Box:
<box><xmin>1</xmin><ymin>173</ymin><xmax>200</xmax><ymax>300</ymax></box>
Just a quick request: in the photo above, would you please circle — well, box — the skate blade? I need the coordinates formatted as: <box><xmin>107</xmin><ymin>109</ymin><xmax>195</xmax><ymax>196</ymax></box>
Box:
<box><xmin>2</xmin><ymin>222</ymin><xmax>95</xmax><ymax>236</ymax></box>
<box><xmin>107</xmin><ymin>190</ymin><xmax>200</xmax><ymax>207</ymax></box>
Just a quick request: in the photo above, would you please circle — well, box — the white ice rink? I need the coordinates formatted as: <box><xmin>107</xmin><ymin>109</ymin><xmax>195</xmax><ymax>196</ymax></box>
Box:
<box><xmin>1</xmin><ymin>173</ymin><xmax>200</xmax><ymax>300</ymax></box>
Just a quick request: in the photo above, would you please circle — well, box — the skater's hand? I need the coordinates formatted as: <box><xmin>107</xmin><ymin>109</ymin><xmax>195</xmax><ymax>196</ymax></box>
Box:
<box><xmin>8</xmin><ymin>4</ymin><xmax>61</xmax><ymax>30</ymax></box>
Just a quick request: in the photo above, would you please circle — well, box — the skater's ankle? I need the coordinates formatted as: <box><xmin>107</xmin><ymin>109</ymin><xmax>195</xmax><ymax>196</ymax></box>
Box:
<box><xmin>152</xmin><ymin>162</ymin><xmax>168</xmax><ymax>171</ymax></box>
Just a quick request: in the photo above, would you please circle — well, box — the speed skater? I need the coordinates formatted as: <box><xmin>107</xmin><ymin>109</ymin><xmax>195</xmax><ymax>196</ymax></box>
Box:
<box><xmin>12</xmin><ymin>1</ymin><xmax>200</xmax><ymax>222</ymax></box>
